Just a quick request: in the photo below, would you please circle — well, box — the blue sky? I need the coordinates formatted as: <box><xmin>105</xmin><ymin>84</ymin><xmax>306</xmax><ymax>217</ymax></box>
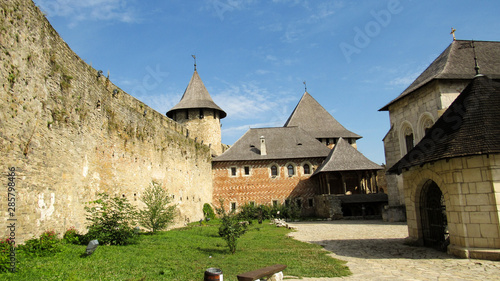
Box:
<box><xmin>32</xmin><ymin>0</ymin><xmax>500</xmax><ymax>165</ymax></box>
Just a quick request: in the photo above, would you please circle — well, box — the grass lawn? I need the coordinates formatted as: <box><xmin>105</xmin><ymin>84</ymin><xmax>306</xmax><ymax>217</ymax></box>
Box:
<box><xmin>1</xmin><ymin>221</ymin><xmax>350</xmax><ymax>280</ymax></box>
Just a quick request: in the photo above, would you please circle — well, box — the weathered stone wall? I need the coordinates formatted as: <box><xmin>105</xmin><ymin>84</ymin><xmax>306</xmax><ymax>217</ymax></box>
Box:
<box><xmin>212</xmin><ymin>158</ymin><xmax>324</xmax><ymax>215</ymax></box>
<box><xmin>402</xmin><ymin>154</ymin><xmax>500</xmax><ymax>260</ymax></box>
<box><xmin>383</xmin><ymin>80</ymin><xmax>470</xmax><ymax>209</ymax></box>
<box><xmin>174</xmin><ymin>108</ymin><xmax>223</xmax><ymax>155</ymax></box>
<box><xmin>0</xmin><ymin>0</ymin><xmax>213</xmax><ymax>243</ymax></box>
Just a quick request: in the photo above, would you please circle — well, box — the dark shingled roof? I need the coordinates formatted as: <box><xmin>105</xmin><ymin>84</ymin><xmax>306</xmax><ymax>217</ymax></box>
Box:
<box><xmin>380</xmin><ymin>40</ymin><xmax>500</xmax><ymax>111</ymax></box>
<box><xmin>213</xmin><ymin>127</ymin><xmax>331</xmax><ymax>162</ymax></box>
<box><xmin>284</xmin><ymin>92</ymin><xmax>361</xmax><ymax>139</ymax></box>
<box><xmin>313</xmin><ymin>138</ymin><xmax>382</xmax><ymax>174</ymax></box>
<box><xmin>388</xmin><ymin>75</ymin><xmax>500</xmax><ymax>174</ymax></box>
<box><xmin>166</xmin><ymin>71</ymin><xmax>226</xmax><ymax>118</ymax></box>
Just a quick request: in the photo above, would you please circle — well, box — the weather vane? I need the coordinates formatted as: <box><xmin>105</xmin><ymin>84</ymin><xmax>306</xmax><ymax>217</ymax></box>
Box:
<box><xmin>450</xmin><ymin>27</ymin><xmax>456</xmax><ymax>41</ymax></box>
<box><xmin>192</xmin><ymin>55</ymin><xmax>197</xmax><ymax>71</ymax></box>
<box><xmin>303</xmin><ymin>81</ymin><xmax>307</xmax><ymax>92</ymax></box>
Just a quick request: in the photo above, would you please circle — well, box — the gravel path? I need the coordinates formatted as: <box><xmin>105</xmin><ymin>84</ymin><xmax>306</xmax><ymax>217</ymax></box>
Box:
<box><xmin>286</xmin><ymin>220</ymin><xmax>500</xmax><ymax>281</ymax></box>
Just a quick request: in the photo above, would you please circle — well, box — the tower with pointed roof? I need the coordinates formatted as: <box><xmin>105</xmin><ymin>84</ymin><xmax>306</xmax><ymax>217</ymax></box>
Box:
<box><xmin>167</xmin><ymin>70</ymin><xmax>226</xmax><ymax>155</ymax></box>
<box><xmin>284</xmin><ymin>91</ymin><xmax>361</xmax><ymax>149</ymax></box>
<box><xmin>380</xmin><ymin>39</ymin><xmax>500</xmax><ymax>222</ymax></box>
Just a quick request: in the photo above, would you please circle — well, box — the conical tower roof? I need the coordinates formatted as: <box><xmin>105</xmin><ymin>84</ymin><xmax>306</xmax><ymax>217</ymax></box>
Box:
<box><xmin>284</xmin><ymin>92</ymin><xmax>361</xmax><ymax>139</ymax></box>
<box><xmin>313</xmin><ymin>138</ymin><xmax>381</xmax><ymax>174</ymax></box>
<box><xmin>166</xmin><ymin>71</ymin><xmax>226</xmax><ymax>118</ymax></box>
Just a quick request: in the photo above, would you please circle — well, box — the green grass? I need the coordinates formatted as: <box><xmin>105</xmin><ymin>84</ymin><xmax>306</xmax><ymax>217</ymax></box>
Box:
<box><xmin>1</xmin><ymin>221</ymin><xmax>350</xmax><ymax>280</ymax></box>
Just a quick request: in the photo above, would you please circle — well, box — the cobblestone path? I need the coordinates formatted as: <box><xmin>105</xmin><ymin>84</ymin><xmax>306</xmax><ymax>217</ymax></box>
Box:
<box><xmin>286</xmin><ymin>220</ymin><xmax>500</xmax><ymax>281</ymax></box>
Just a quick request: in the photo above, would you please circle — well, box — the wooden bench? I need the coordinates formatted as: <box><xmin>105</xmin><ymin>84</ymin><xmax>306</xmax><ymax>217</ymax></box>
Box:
<box><xmin>237</xmin><ymin>264</ymin><xmax>287</xmax><ymax>281</ymax></box>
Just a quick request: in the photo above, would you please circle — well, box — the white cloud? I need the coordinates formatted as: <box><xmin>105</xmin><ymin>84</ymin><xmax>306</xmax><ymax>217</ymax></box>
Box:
<box><xmin>35</xmin><ymin>0</ymin><xmax>139</xmax><ymax>25</ymax></box>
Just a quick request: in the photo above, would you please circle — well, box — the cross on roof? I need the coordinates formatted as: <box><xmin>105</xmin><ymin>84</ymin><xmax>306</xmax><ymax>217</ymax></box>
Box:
<box><xmin>450</xmin><ymin>27</ymin><xmax>456</xmax><ymax>41</ymax></box>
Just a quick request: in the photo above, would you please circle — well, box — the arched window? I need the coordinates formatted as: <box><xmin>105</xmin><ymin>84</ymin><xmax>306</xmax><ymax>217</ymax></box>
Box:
<box><xmin>400</xmin><ymin>122</ymin><xmax>415</xmax><ymax>156</ymax></box>
<box><xmin>287</xmin><ymin>164</ymin><xmax>295</xmax><ymax>177</ymax></box>
<box><xmin>418</xmin><ymin>113</ymin><xmax>435</xmax><ymax>141</ymax></box>
<box><xmin>271</xmin><ymin>165</ymin><xmax>278</xmax><ymax>177</ymax></box>
<box><xmin>303</xmin><ymin>164</ymin><xmax>310</xmax><ymax>174</ymax></box>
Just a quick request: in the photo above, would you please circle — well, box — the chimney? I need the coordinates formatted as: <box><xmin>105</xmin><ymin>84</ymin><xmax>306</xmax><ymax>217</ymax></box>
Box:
<box><xmin>260</xmin><ymin>136</ymin><xmax>267</xmax><ymax>156</ymax></box>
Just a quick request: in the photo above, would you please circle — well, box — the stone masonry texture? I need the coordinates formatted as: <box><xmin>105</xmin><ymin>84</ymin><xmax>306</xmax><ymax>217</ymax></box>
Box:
<box><xmin>0</xmin><ymin>0</ymin><xmax>213</xmax><ymax>243</ymax></box>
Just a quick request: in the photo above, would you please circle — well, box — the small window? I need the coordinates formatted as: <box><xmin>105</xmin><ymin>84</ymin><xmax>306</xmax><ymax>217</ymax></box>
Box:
<box><xmin>272</xmin><ymin>200</ymin><xmax>278</xmax><ymax>207</ymax></box>
<box><xmin>308</xmin><ymin>198</ymin><xmax>314</xmax><ymax>207</ymax></box>
<box><xmin>199</xmin><ymin>109</ymin><xmax>204</xmax><ymax>119</ymax></box>
<box><xmin>287</xmin><ymin>164</ymin><xmax>294</xmax><ymax>177</ymax></box>
<box><xmin>231</xmin><ymin>167</ymin><xmax>237</xmax><ymax>176</ymax></box>
<box><xmin>405</xmin><ymin>133</ymin><xmax>414</xmax><ymax>153</ymax></box>
<box><xmin>303</xmin><ymin>164</ymin><xmax>310</xmax><ymax>174</ymax></box>
<box><xmin>244</xmin><ymin>166</ymin><xmax>250</xmax><ymax>175</ymax></box>
<box><xmin>296</xmin><ymin>199</ymin><xmax>302</xmax><ymax>208</ymax></box>
<box><xmin>230</xmin><ymin>202</ymin><xmax>236</xmax><ymax>211</ymax></box>
<box><xmin>326</xmin><ymin>139</ymin><xmax>330</xmax><ymax>145</ymax></box>
<box><xmin>271</xmin><ymin>165</ymin><xmax>278</xmax><ymax>177</ymax></box>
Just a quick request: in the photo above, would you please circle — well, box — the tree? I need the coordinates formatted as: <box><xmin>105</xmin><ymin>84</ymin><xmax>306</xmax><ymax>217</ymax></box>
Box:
<box><xmin>84</xmin><ymin>193</ymin><xmax>138</xmax><ymax>245</ymax></box>
<box><xmin>137</xmin><ymin>181</ymin><xmax>177</xmax><ymax>233</ymax></box>
<box><xmin>216</xmin><ymin>199</ymin><xmax>247</xmax><ymax>254</ymax></box>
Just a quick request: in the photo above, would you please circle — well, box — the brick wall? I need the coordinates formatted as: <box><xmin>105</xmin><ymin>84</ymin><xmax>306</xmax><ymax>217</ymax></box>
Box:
<box><xmin>212</xmin><ymin>158</ymin><xmax>325</xmax><ymax>215</ymax></box>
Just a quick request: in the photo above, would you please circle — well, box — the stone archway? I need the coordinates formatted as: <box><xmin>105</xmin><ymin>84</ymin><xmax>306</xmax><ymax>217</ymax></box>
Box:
<box><xmin>419</xmin><ymin>180</ymin><xmax>448</xmax><ymax>251</ymax></box>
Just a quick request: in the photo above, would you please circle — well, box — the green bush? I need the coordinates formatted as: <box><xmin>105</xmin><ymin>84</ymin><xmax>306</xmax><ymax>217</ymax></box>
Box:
<box><xmin>203</xmin><ymin>203</ymin><xmax>216</xmax><ymax>221</ymax></box>
<box><xmin>84</xmin><ymin>193</ymin><xmax>138</xmax><ymax>245</ymax></box>
<box><xmin>216</xmin><ymin>200</ymin><xmax>247</xmax><ymax>254</ymax></box>
<box><xmin>63</xmin><ymin>227</ymin><xmax>81</xmax><ymax>245</ymax></box>
<box><xmin>20</xmin><ymin>230</ymin><xmax>62</xmax><ymax>256</ymax></box>
<box><xmin>0</xmin><ymin>238</ymin><xmax>13</xmax><ymax>272</ymax></box>
<box><xmin>137</xmin><ymin>181</ymin><xmax>177</xmax><ymax>234</ymax></box>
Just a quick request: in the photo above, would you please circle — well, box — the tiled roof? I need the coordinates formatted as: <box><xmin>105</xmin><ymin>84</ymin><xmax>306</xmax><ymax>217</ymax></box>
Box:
<box><xmin>166</xmin><ymin>71</ymin><xmax>226</xmax><ymax>118</ymax></box>
<box><xmin>284</xmin><ymin>92</ymin><xmax>361</xmax><ymax>139</ymax></box>
<box><xmin>213</xmin><ymin>126</ymin><xmax>331</xmax><ymax>162</ymax></box>
<box><xmin>380</xmin><ymin>40</ymin><xmax>500</xmax><ymax>111</ymax></box>
<box><xmin>388</xmin><ymin>75</ymin><xmax>500</xmax><ymax>174</ymax></box>
<box><xmin>313</xmin><ymin>138</ymin><xmax>382</xmax><ymax>174</ymax></box>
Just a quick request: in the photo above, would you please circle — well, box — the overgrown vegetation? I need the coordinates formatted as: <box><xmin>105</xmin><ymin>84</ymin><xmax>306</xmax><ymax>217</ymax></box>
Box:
<box><xmin>84</xmin><ymin>193</ymin><xmax>138</xmax><ymax>246</ymax></box>
<box><xmin>18</xmin><ymin>231</ymin><xmax>62</xmax><ymax>257</ymax></box>
<box><xmin>0</xmin><ymin>222</ymin><xmax>350</xmax><ymax>280</ymax></box>
<box><xmin>0</xmin><ymin>238</ymin><xmax>13</xmax><ymax>273</ymax></box>
<box><xmin>137</xmin><ymin>181</ymin><xmax>176</xmax><ymax>233</ymax></box>
<box><xmin>203</xmin><ymin>203</ymin><xmax>216</xmax><ymax>220</ymax></box>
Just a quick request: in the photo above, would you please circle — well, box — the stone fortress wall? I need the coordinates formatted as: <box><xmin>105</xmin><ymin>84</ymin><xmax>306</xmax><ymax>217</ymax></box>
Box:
<box><xmin>0</xmin><ymin>0</ymin><xmax>214</xmax><ymax>243</ymax></box>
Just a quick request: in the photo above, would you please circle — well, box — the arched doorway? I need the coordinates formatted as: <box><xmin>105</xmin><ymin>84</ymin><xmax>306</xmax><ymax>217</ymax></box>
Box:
<box><xmin>420</xmin><ymin>180</ymin><xmax>448</xmax><ymax>250</ymax></box>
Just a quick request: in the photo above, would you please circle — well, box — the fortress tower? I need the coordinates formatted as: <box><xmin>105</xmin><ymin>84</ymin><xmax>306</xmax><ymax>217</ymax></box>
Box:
<box><xmin>167</xmin><ymin>70</ymin><xmax>226</xmax><ymax>156</ymax></box>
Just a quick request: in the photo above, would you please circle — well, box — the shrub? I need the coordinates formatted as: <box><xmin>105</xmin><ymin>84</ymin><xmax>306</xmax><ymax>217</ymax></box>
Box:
<box><xmin>216</xmin><ymin>200</ymin><xmax>247</xmax><ymax>254</ymax></box>
<box><xmin>84</xmin><ymin>193</ymin><xmax>138</xmax><ymax>245</ymax></box>
<box><xmin>203</xmin><ymin>203</ymin><xmax>216</xmax><ymax>221</ymax></box>
<box><xmin>63</xmin><ymin>227</ymin><xmax>81</xmax><ymax>245</ymax></box>
<box><xmin>20</xmin><ymin>230</ymin><xmax>62</xmax><ymax>256</ymax></box>
<box><xmin>137</xmin><ymin>181</ymin><xmax>177</xmax><ymax>233</ymax></box>
<box><xmin>0</xmin><ymin>238</ymin><xmax>13</xmax><ymax>272</ymax></box>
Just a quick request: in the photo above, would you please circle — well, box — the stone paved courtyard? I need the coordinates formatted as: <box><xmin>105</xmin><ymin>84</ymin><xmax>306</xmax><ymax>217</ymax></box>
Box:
<box><xmin>286</xmin><ymin>220</ymin><xmax>500</xmax><ymax>281</ymax></box>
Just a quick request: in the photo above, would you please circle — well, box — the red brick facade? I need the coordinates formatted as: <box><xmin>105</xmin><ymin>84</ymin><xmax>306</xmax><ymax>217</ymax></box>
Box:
<box><xmin>212</xmin><ymin>157</ymin><xmax>325</xmax><ymax>215</ymax></box>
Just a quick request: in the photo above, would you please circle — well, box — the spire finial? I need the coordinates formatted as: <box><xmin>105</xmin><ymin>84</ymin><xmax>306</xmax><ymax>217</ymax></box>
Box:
<box><xmin>303</xmin><ymin>81</ymin><xmax>307</xmax><ymax>92</ymax></box>
<box><xmin>450</xmin><ymin>27</ymin><xmax>456</xmax><ymax>41</ymax></box>
<box><xmin>472</xmin><ymin>40</ymin><xmax>481</xmax><ymax>75</ymax></box>
<box><xmin>192</xmin><ymin>55</ymin><xmax>197</xmax><ymax>71</ymax></box>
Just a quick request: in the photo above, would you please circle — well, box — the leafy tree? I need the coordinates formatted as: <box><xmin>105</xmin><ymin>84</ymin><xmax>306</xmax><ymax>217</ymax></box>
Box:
<box><xmin>216</xmin><ymin>200</ymin><xmax>247</xmax><ymax>254</ymax></box>
<box><xmin>137</xmin><ymin>181</ymin><xmax>177</xmax><ymax>234</ymax></box>
<box><xmin>203</xmin><ymin>203</ymin><xmax>216</xmax><ymax>221</ymax></box>
<box><xmin>84</xmin><ymin>193</ymin><xmax>138</xmax><ymax>245</ymax></box>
